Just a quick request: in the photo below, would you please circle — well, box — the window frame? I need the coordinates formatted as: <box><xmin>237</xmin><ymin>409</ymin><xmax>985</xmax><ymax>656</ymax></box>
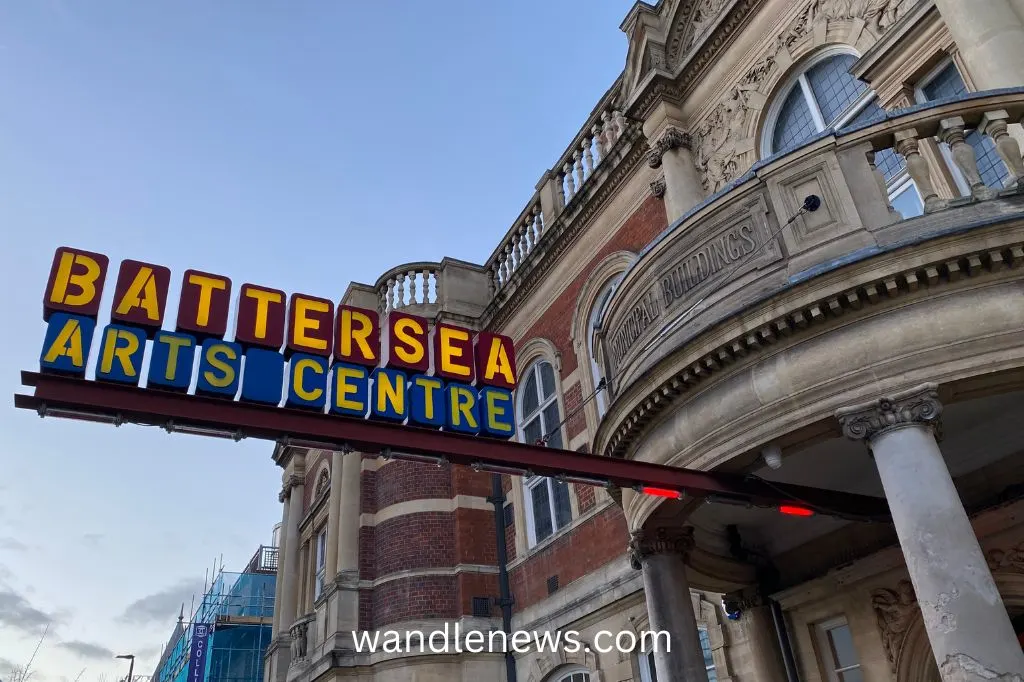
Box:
<box><xmin>587</xmin><ymin>276</ymin><xmax>621</xmax><ymax>419</ymax></box>
<box><xmin>814</xmin><ymin>616</ymin><xmax>863</xmax><ymax>682</ymax></box>
<box><xmin>517</xmin><ymin>359</ymin><xmax>572</xmax><ymax>547</ymax></box>
<box><xmin>638</xmin><ymin>626</ymin><xmax>716</xmax><ymax>682</ymax></box>
<box><xmin>313</xmin><ymin>528</ymin><xmax>327</xmax><ymax>601</ymax></box>
<box><xmin>554</xmin><ymin>670</ymin><xmax>590</xmax><ymax>682</ymax></box>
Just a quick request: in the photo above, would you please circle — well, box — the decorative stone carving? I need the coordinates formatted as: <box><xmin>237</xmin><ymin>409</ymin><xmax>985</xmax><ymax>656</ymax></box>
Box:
<box><xmin>986</xmin><ymin>541</ymin><xmax>1024</xmax><ymax>574</ymax></box>
<box><xmin>315</xmin><ymin>467</ymin><xmax>330</xmax><ymax>497</ymax></box>
<box><xmin>650</xmin><ymin>176</ymin><xmax>667</xmax><ymax>199</ymax></box>
<box><xmin>279</xmin><ymin>473</ymin><xmax>305</xmax><ymax>502</ymax></box>
<box><xmin>836</xmin><ymin>383</ymin><xmax>942</xmax><ymax>442</ymax></box>
<box><xmin>628</xmin><ymin>526</ymin><xmax>695</xmax><ymax>570</ymax></box>
<box><xmin>871</xmin><ymin>579</ymin><xmax>919</xmax><ymax>672</ymax></box>
<box><xmin>647</xmin><ymin>127</ymin><xmax>693</xmax><ymax>169</ymax></box>
<box><xmin>665</xmin><ymin>0</ymin><xmax>729</xmax><ymax>67</ymax></box>
<box><xmin>694</xmin><ymin>88</ymin><xmax>749</xmax><ymax>192</ymax></box>
<box><xmin>289</xmin><ymin>617</ymin><xmax>310</xmax><ymax>661</ymax></box>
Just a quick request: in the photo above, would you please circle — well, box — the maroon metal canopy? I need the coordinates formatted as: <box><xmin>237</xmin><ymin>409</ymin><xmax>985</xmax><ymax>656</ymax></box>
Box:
<box><xmin>14</xmin><ymin>371</ymin><xmax>891</xmax><ymax>522</ymax></box>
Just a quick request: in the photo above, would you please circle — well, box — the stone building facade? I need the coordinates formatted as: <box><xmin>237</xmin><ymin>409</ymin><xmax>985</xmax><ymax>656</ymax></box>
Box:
<box><xmin>265</xmin><ymin>0</ymin><xmax>1024</xmax><ymax>680</ymax></box>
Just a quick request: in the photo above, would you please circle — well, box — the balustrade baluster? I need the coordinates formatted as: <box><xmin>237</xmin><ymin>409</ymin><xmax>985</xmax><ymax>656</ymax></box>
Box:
<box><xmin>938</xmin><ymin>117</ymin><xmax>999</xmax><ymax>201</ymax></box>
<box><xmin>583</xmin><ymin>137</ymin><xmax>594</xmax><ymax>177</ymax></box>
<box><xmin>385</xmin><ymin>278</ymin><xmax>395</xmax><ymax>313</ymax></box>
<box><xmin>613</xmin><ymin>110</ymin><xmax>626</xmax><ymax>140</ymax></box>
<box><xmin>517</xmin><ymin>227</ymin><xmax>527</xmax><ymax>263</ymax></box>
<box><xmin>602</xmin><ymin>111</ymin><xmax>616</xmax><ymax>147</ymax></box>
<box><xmin>894</xmin><ymin>130</ymin><xmax>948</xmax><ymax>213</ymax></box>
<box><xmin>490</xmin><ymin>264</ymin><xmax>499</xmax><ymax>294</ymax></box>
<box><xmin>420</xmin><ymin>269</ymin><xmax>430</xmax><ymax>304</ymax></box>
<box><xmin>408</xmin><ymin>270</ymin><xmax>417</xmax><ymax>305</ymax></box>
<box><xmin>534</xmin><ymin>208</ymin><xmax>544</xmax><ymax>243</ymax></box>
<box><xmin>506</xmin><ymin>243</ymin><xmax>515</xmax><ymax>276</ymax></box>
<box><xmin>866</xmin><ymin>150</ymin><xmax>902</xmax><ymax>221</ymax></box>
<box><xmin>433</xmin><ymin>269</ymin><xmax>442</xmax><ymax>305</ymax></box>
<box><xmin>557</xmin><ymin>170</ymin><xmax>567</xmax><ymax>207</ymax></box>
<box><xmin>563</xmin><ymin>162</ymin><xmax>576</xmax><ymax>200</ymax></box>
<box><xmin>397</xmin><ymin>273</ymin><xmax>408</xmax><ymax>308</ymax></box>
<box><xmin>574</xmin><ymin>151</ymin><xmax>585</xmax><ymax>190</ymax></box>
<box><xmin>979</xmin><ymin>110</ymin><xmax>1024</xmax><ymax>186</ymax></box>
<box><xmin>524</xmin><ymin>218</ymin><xmax>533</xmax><ymax>253</ymax></box>
<box><xmin>592</xmin><ymin>123</ymin><xmax>605</xmax><ymax>165</ymax></box>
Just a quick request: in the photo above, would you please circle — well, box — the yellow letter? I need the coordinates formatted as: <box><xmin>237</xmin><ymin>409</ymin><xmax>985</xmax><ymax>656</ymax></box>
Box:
<box><xmin>334</xmin><ymin>366</ymin><xmax>366</xmax><ymax>412</ymax></box>
<box><xmin>484</xmin><ymin>338</ymin><xmax>516</xmax><ymax>385</ymax></box>
<box><xmin>293</xmin><ymin>297</ymin><xmax>328</xmax><ymax>350</ymax></box>
<box><xmin>376</xmin><ymin>372</ymin><xmax>405</xmax><ymax>415</ymax></box>
<box><xmin>340</xmin><ymin>309</ymin><xmax>377</xmax><ymax>362</ymax></box>
<box><xmin>439</xmin><ymin>327</ymin><xmax>471</xmax><ymax>378</ymax></box>
<box><xmin>203</xmin><ymin>344</ymin><xmax>238</xmax><ymax>388</ymax></box>
<box><xmin>50</xmin><ymin>252</ymin><xmax>102</xmax><ymax>307</ymax></box>
<box><xmin>450</xmin><ymin>387</ymin><xmax>478</xmax><ymax>429</ymax></box>
<box><xmin>246</xmin><ymin>288</ymin><xmax>283</xmax><ymax>340</ymax></box>
<box><xmin>42</xmin><ymin>318</ymin><xmax>85</xmax><ymax>367</ymax></box>
<box><xmin>414</xmin><ymin>376</ymin><xmax>443</xmax><ymax>421</ymax></box>
<box><xmin>188</xmin><ymin>274</ymin><xmax>227</xmax><ymax>327</ymax></box>
<box><xmin>292</xmin><ymin>358</ymin><xmax>325</xmax><ymax>402</ymax></box>
<box><xmin>100</xmin><ymin>329</ymin><xmax>140</xmax><ymax>377</ymax></box>
<box><xmin>393</xmin><ymin>318</ymin><xmax>425</xmax><ymax>365</ymax></box>
<box><xmin>158</xmin><ymin>333</ymin><xmax>194</xmax><ymax>381</ymax></box>
<box><xmin>485</xmin><ymin>391</ymin><xmax>513</xmax><ymax>435</ymax></box>
<box><xmin>115</xmin><ymin>267</ymin><xmax>160</xmax><ymax>321</ymax></box>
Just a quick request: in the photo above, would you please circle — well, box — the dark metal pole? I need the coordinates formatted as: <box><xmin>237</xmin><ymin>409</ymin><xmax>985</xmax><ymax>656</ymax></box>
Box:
<box><xmin>489</xmin><ymin>474</ymin><xmax>517</xmax><ymax>682</ymax></box>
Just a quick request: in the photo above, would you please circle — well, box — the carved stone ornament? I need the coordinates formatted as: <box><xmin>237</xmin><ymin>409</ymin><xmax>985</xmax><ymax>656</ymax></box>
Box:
<box><xmin>836</xmin><ymin>383</ymin><xmax>942</xmax><ymax>442</ymax></box>
<box><xmin>647</xmin><ymin>127</ymin><xmax>692</xmax><ymax>168</ymax></box>
<box><xmin>628</xmin><ymin>526</ymin><xmax>695</xmax><ymax>570</ymax></box>
<box><xmin>871</xmin><ymin>579</ymin><xmax>919</xmax><ymax>672</ymax></box>
<box><xmin>986</xmin><ymin>540</ymin><xmax>1024</xmax><ymax>574</ymax></box>
<box><xmin>650</xmin><ymin>176</ymin><xmax>667</xmax><ymax>199</ymax></box>
<box><xmin>280</xmin><ymin>473</ymin><xmax>305</xmax><ymax>501</ymax></box>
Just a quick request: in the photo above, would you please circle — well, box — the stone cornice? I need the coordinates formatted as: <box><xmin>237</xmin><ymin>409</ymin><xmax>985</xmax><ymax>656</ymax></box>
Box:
<box><xmin>628</xmin><ymin>526</ymin><xmax>695</xmax><ymax>570</ymax></box>
<box><xmin>483</xmin><ymin>126</ymin><xmax>650</xmax><ymax>332</ymax></box>
<box><xmin>598</xmin><ymin>233</ymin><xmax>1024</xmax><ymax>459</ymax></box>
<box><xmin>836</xmin><ymin>383</ymin><xmax>942</xmax><ymax>443</ymax></box>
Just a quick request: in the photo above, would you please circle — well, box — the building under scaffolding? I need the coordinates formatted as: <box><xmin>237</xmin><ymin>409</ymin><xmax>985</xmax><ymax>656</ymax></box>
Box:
<box><xmin>152</xmin><ymin>543</ymin><xmax>278</xmax><ymax>682</ymax></box>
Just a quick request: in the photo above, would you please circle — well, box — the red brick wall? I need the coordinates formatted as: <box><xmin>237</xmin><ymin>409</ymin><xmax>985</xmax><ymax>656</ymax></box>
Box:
<box><xmin>455</xmin><ymin>508</ymin><xmax>497</xmax><ymax>565</ymax></box>
<box><xmin>512</xmin><ymin>195</ymin><xmax>666</xmax><ymax>378</ymax></box>
<box><xmin>576</xmin><ymin>484</ymin><xmax>596</xmax><ymax>514</ymax></box>
<box><xmin>375</xmin><ymin>513</ymin><xmax>456</xmax><ymax>576</ymax></box>
<box><xmin>453</xmin><ymin>466</ymin><xmax>493</xmax><ymax>497</ymax></box>
<box><xmin>372</xmin><ymin>575</ymin><xmax>458</xmax><ymax>626</ymax></box>
<box><xmin>376</xmin><ymin>460</ymin><xmax>452</xmax><ymax>508</ymax></box>
<box><xmin>563</xmin><ymin>382</ymin><xmax>586</xmax><ymax>440</ymax></box>
<box><xmin>509</xmin><ymin>505</ymin><xmax>628</xmax><ymax>611</ymax></box>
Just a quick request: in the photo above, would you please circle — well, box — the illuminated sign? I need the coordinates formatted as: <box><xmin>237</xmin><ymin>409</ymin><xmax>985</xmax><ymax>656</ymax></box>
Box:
<box><xmin>38</xmin><ymin>247</ymin><xmax>519</xmax><ymax>438</ymax></box>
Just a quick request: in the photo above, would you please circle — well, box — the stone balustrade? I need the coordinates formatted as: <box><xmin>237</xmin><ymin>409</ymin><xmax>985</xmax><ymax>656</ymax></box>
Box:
<box><xmin>376</xmin><ymin>262</ymin><xmax>441</xmax><ymax>314</ymax></box>
<box><xmin>485</xmin><ymin>80</ymin><xmax>629</xmax><ymax>296</ymax></box>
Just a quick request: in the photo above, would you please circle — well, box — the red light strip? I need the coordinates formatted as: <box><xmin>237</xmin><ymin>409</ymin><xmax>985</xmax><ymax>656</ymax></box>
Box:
<box><xmin>778</xmin><ymin>505</ymin><xmax>815</xmax><ymax>517</ymax></box>
<box><xmin>640</xmin><ymin>486</ymin><xmax>683</xmax><ymax>500</ymax></box>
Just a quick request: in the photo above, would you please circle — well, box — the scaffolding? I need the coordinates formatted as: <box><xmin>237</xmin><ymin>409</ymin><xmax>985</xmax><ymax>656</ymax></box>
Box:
<box><xmin>154</xmin><ymin>546</ymin><xmax>277</xmax><ymax>682</ymax></box>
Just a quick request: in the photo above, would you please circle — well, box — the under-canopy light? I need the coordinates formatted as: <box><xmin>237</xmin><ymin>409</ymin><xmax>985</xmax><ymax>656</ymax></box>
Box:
<box><xmin>639</xmin><ymin>486</ymin><xmax>683</xmax><ymax>500</ymax></box>
<box><xmin>778</xmin><ymin>505</ymin><xmax>815</xmax><ymax>517</ymax></box>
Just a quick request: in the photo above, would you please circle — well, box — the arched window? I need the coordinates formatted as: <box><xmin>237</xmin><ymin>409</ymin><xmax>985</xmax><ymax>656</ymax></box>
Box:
<box><xmin>518</xmin><ymin>360</ymin><xmax>572</xmax><ymax>546</ymax></box>
<box><xmin>555</xmin><ymin>671</ymin><xmax>590</xmax><ymax>682</ymax></box>
<box><xmin>764</xmin><ymin>48</ymin><xmax>922</xmax><ymax>218</ymax></box>
<box><xmin>588</xmin><ymin>276</ymin><xmax>621</xmax><ymax>418</ymax></box>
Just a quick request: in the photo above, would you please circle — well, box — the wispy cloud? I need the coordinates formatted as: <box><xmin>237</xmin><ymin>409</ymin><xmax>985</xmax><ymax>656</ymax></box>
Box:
<box><xmin>81</xmin><ymin>533</ymin><xmax>104</xmax><ymax>548</ymax></box>
<box><xmin>118</xmin><ymin>579</ymin><xmax>203</xmax><ymax>625</ymax></box>
<box><xmin>58</xmin><ymin>640</ymin><xmax>115</xmax><ymax>660</ymax></box>
<box><xmin>0</xmin><ymin>536</ymin><xmax>29</xmax><ymax>552</ymax></box>
<box><xmin>0</xmin><ymin>587</ymin><xmax>60</xmax><ymax>635</ymax></box>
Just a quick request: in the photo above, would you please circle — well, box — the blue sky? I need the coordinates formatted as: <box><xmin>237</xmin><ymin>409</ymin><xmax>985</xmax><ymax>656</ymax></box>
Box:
<box><xmin>0</xmin><ymin>1</ymin><xmax>633</xmax><ymax>680</ymax></box>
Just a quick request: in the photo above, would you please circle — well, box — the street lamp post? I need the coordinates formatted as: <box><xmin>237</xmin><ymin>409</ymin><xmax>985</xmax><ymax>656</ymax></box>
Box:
<box><xmin>116</xmin><ymin>654</ymin><xmax>135</xmax><ymax>682</ymax></box>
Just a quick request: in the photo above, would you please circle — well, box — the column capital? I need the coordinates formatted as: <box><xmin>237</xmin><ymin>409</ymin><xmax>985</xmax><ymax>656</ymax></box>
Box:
<box><xmin>279</xmin><ymin>474</ymin><xmax>305</xmax><ymax>501</ymax></box>
<box><xmin>646</xmin><ymin>126</ymin><xmax>692</xmax><ymax>168</ymax></box>
<box><xmin>628</xmin><ymin>526</ymin><xmax>695</xmax><ymax>570</ymax></box>
<box><xmin>836</xmin><ymin>383</ymin><xmax>942</xmax><ymax>442</ymax></box>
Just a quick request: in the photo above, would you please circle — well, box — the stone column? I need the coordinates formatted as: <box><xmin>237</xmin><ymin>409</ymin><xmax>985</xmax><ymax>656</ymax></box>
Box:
<box><xmin>629</xmin><ymin>526</ymin><xmax>710</xmax><ymax>682</ymax></box>
<box><xmin>271</xmin><ymin>482</ymin><xmax>290</xmax><ymax>637</ymax></box>
<box><xmin>324</xmin><ymin>450</ymin><xmax>343</xmax><ymax>583</ymax></box>
<box><xmin>647</xmin><ymin>127</ymin><xmax>705</xmax><ymax>224</ymax></box>
<box><xmin>932</xmin><ymin>0</ymin><xmax>1024</xmax><ymax>89</ymax></box>
<box><xmin>280</xmin><ymin>471</ymin><xmax>305</xmax><ymax>630</ymax></box>
<box><xmin>334</xmin><ymin>450</ymin><xmax>362</xmax><ymax>633</ymax></box>
<box><xmin>837</xmin><ymin>384</ymin><xmax>1024</xmax><ymax>681</ymax></box>
<box><xmin>742</xmin><ymin>604</ymin><xmax>788</xmax><ymax>682</ymax></box>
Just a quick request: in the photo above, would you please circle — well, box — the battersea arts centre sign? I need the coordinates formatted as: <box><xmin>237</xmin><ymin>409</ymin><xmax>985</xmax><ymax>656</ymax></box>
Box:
<box><xmin>37</xmin><ymin>247</ymin><xmax>520</xmax><ymax>437</ymax></box>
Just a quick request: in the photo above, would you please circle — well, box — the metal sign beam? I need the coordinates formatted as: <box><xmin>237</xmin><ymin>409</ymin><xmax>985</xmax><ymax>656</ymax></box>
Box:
<box><xmin>14</xmin><ymin>371</ymin><xmax>891</xmax><ymax>522</ymax></box>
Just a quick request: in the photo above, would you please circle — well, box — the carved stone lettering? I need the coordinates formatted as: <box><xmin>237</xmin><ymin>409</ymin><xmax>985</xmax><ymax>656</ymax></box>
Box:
<box><xmin>608</xmin><ymin>290</ymin><xmax>661</xmax><ymax>364</ymax></box>
<box><xmin>660</xmin><ymin>223</ymin><xmax>757</xmax><ymax>309</ymax></box>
